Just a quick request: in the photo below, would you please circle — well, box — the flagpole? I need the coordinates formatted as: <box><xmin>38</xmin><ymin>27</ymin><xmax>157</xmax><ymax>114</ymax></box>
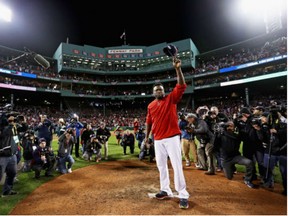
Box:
<box><xmin>120</xmin><ymin>29</ymin><xmax>126</xmax><ymax>45</ymax></box>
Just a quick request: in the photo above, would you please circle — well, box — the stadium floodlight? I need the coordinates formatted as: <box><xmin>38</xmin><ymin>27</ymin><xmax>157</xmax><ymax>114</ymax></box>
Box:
<box><xmin>0</xmin><ymin>3</ymin><xmax>12</xmax><ymax>22</ymax></box>
<box><xmin>238</xmin><ymin>0</ymin><xmax>284</xmax><ymax>33</ymax></box>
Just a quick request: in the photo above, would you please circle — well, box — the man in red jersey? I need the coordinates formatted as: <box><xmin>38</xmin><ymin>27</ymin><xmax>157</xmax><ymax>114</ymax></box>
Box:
<box><xmin>144</xmin><ymin>57</ymin><xmax>190</xmax><ymax>209</ymax></box>
<box><xmin>133</xmin><ymin>118</ymin><xmax>140</xmax><ymax>134</ymax></box>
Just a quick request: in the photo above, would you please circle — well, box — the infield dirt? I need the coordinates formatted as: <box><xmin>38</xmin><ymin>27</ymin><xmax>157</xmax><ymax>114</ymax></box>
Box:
<box><xmin>10</xmin><ymin>159</ymin><xmax>287</xmax><ymax>215</ymax></box>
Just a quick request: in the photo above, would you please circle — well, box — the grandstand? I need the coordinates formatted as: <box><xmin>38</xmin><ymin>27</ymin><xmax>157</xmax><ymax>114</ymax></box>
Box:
<box><xmin>0</xmin><ymin>27</ymin><xmax>286</xmax><ymax>126</ymax></box>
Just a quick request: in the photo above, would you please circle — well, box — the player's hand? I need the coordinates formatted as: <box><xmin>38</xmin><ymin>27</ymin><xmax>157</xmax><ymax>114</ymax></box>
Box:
<box><xmin>173</xmin><ymin>57</ymin><xmax>181</xmax><ymax>69</ymax></box>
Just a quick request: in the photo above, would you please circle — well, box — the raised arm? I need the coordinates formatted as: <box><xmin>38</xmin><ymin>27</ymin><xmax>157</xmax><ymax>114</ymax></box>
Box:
<box><xmin>173</xmin><ymin>58</ymin><xmax>185</xmax><ymax>85</ymax></box>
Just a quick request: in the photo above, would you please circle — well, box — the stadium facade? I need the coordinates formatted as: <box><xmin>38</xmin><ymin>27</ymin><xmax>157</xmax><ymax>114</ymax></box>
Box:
<box><xmin>0</xmin><ymin>27</ymin><xmax>286</xmax><ymax>114</ymax></box>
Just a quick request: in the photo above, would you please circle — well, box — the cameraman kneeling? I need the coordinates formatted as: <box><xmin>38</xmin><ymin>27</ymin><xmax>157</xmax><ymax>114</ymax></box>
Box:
<box><xmin>121</xmin><ymin>130</ymin><xmax>135</xmax><ymax>155</ymax></box>
<box><xmin>57</xmin><ymin>129</ymin><xmax>75</xmax><ymax>174</ymax></box>
<box><xmin>139</xmin><ymin>136</ymin><xmax>155</xmax><ymax>162</ymax></box>
<box><xmin>31</xmin><ymin>138</ymin><xmax>56</xmax><ymax>179</ymax></box>
<box><xmin>214</xmin><ymin>121</ymin><xmax>256</xmax><ymax>188</ymax></box>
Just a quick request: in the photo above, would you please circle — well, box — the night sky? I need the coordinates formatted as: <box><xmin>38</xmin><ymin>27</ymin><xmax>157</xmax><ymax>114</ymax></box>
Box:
<box><xmin>0</xmin><ymin>0</ymin><xmax>286</xmax><ymax>57</ymax></box>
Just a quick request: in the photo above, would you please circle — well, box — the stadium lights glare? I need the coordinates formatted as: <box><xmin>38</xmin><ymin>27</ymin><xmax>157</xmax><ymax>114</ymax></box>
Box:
<box><xmin>237</xmin><ymin>0</ymin><xmax>284</xmax><ymax>33</ymax></box>
<box><xmin>238</xmin><ymin>0</ymin><xmax>282</xmax><ymax>15</ymax></box>
<box><xmin>0</xmin><ymin>3</ymin><xmax>12</xmax><ymax>22</ymax></box>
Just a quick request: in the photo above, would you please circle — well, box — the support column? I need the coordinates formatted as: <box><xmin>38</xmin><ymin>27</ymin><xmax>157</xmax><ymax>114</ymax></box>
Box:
<box><xmin>10</xmin><ymin>93</ymin><xmax>14</xmax><ymax>108</ymax></box>
<box><xmin>245</xmin><ymin>87</ymin><xmax>249</xmax><ymax>107</ymax></box>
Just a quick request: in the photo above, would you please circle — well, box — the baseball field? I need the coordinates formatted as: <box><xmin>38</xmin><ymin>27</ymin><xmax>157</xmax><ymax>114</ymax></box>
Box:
<box><xmin>1</xmin><ymin>134</ymin><xmax>287</xmax><ymax>215</ymax></box>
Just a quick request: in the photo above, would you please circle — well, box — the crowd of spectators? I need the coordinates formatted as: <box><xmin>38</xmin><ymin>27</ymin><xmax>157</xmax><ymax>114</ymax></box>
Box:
<box><xmin>0</xmin><ymin>36</ymin><xmax>285</xmax><ymax>97</ymax></box>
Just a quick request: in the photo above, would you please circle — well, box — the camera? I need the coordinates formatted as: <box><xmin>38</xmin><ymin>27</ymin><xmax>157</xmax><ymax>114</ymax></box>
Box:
<box><xmin>185</xmin><ymin>124</ymin><xmax>195</xmax><ymax>133</ymax></box>
<box><xmin>70</xmin><ymin>117</ymin><xmax>77</xmax><ymax>124</ymax></box>
<box><xmin>251</xmin><ymin>117</ymin><xmax>262</xmax><ymax>126</ymax></box>
<box><xmin>269</xmin><ymin>104</ymin><xmax>285</xmax><ymax>116</ymax></box>
<box><xmin>16</xmin><ymin>115</ymin><xmax>25</xmax><ymax>122</ymax></box>
<box><xmin>66</xmin><ymin>128</ymin><xmax>74</xmax><ymax>135</ymax></box>
<box><xmin>208</xmin><ymin>111</ymin><xmax>217</xmax><ymax>116</ymax></box>
<box><xmin>0</xmin><ymin>104</ymin><xmax>21</xmax><ymax>128</ymax></box>
<box><xmin>40</xmin><ymin>147</ymin><xmax>55</xmax><ymax>164</ymax></box>
<box><xmin>24</xmin><ymin>130</ymin><xmax>35</xmax><ymax>138</ymax></box>
<box><xmin>213</xmin><ymin>122</ymin><xmax>225</xmax><ymax>134</ymax></box>
<box><xmin>99</xmin><ymin>135</ymin><xmax>108</xmax><ymax>144</ymax></box>
<box><xmin>178</xmin><ymin>112</ymin><xmax>185</xmax><ymax>119</ymax></box>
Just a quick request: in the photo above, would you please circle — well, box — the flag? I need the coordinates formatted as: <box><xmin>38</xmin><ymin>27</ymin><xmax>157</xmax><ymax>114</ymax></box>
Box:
<box><xmin>120</xmin><ymin>31</ymin><xmax>125</xmax><ymax>39</ymax></box>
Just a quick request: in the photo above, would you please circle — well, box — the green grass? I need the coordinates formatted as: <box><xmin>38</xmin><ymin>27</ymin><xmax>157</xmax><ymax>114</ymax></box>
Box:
<box><xmin>0</xmin><ymin>133</ymin><xmax>283</xmax><ymax>215</ymax></box>
<box><xmin>0</xmin><ymin>134</ymin><xmax>142</xmax><ymax>215</ymax></box>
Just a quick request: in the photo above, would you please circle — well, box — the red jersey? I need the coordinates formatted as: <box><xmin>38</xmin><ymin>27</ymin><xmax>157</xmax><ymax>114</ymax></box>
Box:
<box><xmin>133</xmin><ymin>121</ymin><xmax>139</xmax><ymax>132</ymax></box>
<box><xmin>146</xmin><ymin>83</ymin><xmax>187</xmax><ymax>140</ymax></box>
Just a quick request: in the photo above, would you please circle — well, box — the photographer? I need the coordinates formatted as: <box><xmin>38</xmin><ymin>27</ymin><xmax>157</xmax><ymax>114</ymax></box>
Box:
<box><xmin>113</xmin><ymin>125</ymin><xmax>123</xmax><ymax>145</ymax></box>
<box><xmin>186</xmin><ymin>113</ymin><xmax>215</xmax><ymax>175</ymax></box>
<box><xmin>121</xmin><ymin>130</ymin><xmax>135</xmax><ymax>155</ymax></box>
<box><xmin>0</xmin><ymin>114</ymin><xmax>19</xmax><ymax>196</ymax></box>
<box><xmin>31</xmin><ymin>138</ymin><xmax>56</xmax><ymax>179</ymax></box>
<box><xmin>56</xmin><ymin>118</ymin><xmax>67</xmax><ymax>137</ymax></box>
<box><xmin>214</xmin><ymin>121</ymin><xmax>255</xmax><ymax>188</ymax></box>
<box><xmin>139</xmin><ymin>136</ymin><xmax>155</xmax><ymax>162</ymax></box>
<box><xmin>67</xmin><ymin>114</ymin><xmax>84</xmax><ymax>158</ymax></box>
<box><xmin>34</xmin><ymin>115</ymin><xmax>54</xmax><ymax>147</ymax></box>
<box><xmin>254</xmin><ymin>105</ymin><xmax>287</xmax><ymax>195</ymax></box>
<box><xmin>205</xmin><ymin>106</ymin><xmax>229</xmax><ymax>172</ymax></box>
<box><xmin>234</xmin><ymin>107</ymin><xmax>261</xmax><ymax>181</ymax></box>
<box><xmin>81</xmin><ymin>124</ymin><xmax>94</xmax><ymax>157</ymax></box>
<box><xmin>179</xmin><ymin>113</ymin><xmax>199</xmax><ymax>167</ymax></box>
<box><xmin>57</xmin><ymin>129</ymin><xmax>75</xmax><ymax>174</ymax></box>
<box><xmin>84</xmin><ymin>134</ymin><xmax>102</xmax><ymax>162</ymax></box>
<box><xmin>250</xmin><ymin>106</ymin><xmax>268</xmax><ymax>182</ymax></box>
<box><xmin>96</xmin><ymin>122</ymin><xmax>111</xmax><ymax>160</ymax></box>
<box><xmin>21</xmin><ymin>130</ymin><xmax>38</xmax><ymax>172</ymax></box>
<box><xmin>16</xmin><ymin>115</ymin><xmax>29</xmax><ymax>138</ymax></box>
<box><xmin>136</xmin><ymin>127</ymin><xmax>145</xmax><ymax>149</ymax></box>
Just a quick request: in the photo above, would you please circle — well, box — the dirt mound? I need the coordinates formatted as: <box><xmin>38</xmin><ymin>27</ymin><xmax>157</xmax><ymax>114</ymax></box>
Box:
<box><xmin>10</xmin><ymin>160</ymin><xmax>287</xmax><ymax>215</ymax></box>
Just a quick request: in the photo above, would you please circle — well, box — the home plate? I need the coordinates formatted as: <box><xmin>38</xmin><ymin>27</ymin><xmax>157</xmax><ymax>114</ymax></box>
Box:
<box><xmin>147</xmin><ymin>192</ymin><xmax>179</xmax><ymax>198</ymax></box>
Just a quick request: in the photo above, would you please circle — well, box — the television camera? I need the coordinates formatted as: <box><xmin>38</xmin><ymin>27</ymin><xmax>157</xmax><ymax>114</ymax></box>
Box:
<box><xmin>0</xmin><ymin>104</ymin><xmax>25</xmax><ymax>128</ymax></box>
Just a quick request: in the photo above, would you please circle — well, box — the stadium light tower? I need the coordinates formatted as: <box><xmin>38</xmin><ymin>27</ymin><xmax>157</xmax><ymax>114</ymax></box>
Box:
<box><xmin>238</xmin><ymin>0</ymin><xmax>284</xmax><ymax>33</ymax></box>
<box><xmin>0</xmin><ymin>3</ymin><xmax>12</xmax><ymax>22</ymax></box>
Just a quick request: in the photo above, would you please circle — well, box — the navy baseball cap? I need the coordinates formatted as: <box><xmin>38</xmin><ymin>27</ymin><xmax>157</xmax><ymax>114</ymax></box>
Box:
<box><xmin>163</xmin><ymin>44</ymin><xmax>178</xmax><ymax>57</ymax></box>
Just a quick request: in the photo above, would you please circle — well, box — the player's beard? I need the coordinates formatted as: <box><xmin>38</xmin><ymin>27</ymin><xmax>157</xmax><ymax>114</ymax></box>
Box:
<box><xmin>154</xmin><ymin>93</ymin><xmax>164</xmax><ymax>100</ymax></box>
